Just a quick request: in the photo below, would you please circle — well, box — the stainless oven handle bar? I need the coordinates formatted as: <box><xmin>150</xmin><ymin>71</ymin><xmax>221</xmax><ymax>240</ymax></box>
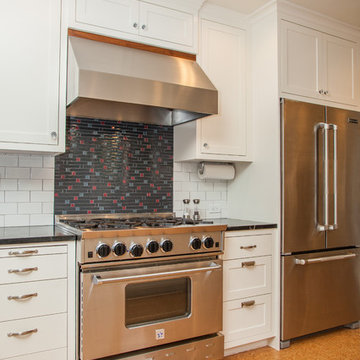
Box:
<box><xmin>295</xmin><ymin>253</ymin><xmax>356</xmax><ymax>265</ymax></box>
<box><xmin>92</xmin><ymin>263</ymin><xmax>222</xmax><ymax>285</ymax></box>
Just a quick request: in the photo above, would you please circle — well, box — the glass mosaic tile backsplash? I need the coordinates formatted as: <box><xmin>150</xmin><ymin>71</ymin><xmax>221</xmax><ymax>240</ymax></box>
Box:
<box><xmin>54</xmin><ymin>117</ymin><xmax>173</xmax><ymax>214</ymax></box>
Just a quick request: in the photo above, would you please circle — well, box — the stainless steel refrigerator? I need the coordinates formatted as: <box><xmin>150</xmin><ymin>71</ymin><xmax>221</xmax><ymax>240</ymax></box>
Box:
<box><xmin>281</xmin><ymin>99</ymin><xmax>360</xmax><ymax>347</ymax></box>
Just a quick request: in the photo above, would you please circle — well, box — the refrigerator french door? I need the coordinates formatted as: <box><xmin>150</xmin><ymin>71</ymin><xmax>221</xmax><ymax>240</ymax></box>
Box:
<box><xmin>281</xmin><ymin>99</ymin><xmax>360</xmax><ymax>344</ymax></box>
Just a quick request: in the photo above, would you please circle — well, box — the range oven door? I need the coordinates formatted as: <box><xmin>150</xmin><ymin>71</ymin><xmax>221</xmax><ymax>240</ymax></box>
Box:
<box><xmin>80</xmin><ymin>258</ymin><xmax>222</xmax><ymax>360</ymax></box>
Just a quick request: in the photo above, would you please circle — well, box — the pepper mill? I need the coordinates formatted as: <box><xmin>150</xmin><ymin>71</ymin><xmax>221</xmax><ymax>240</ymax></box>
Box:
<box><xmin>183</xmin><ymin>199</ymin><xmax>190</xmax><ymax>220</ymax></box>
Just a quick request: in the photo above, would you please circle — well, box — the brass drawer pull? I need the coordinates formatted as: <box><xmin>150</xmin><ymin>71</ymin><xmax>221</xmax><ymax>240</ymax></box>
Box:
<box><xmin>241</xmin><ymin>300</ymin><xmax>255</xmax><ymax>308</ymax></box>
<box><xmin>240</xmin><ymin>245</ymin><xmax>257</xmax><ymax>250</ymax></box>
<box><xmin>241</xmin><ymin>261</ymin><xmax>255</xmax><ymax>267</ymax></box>
<box><xmin>8</xmin><ymin>328</ymin><xmax>38</xmax><ymax>337</ymax></box>
<box><xmin>8</xmin><ymin>293</ymin><xmax>38</xmax><ymax>301</ymax></box>
<box><xmin>8</xmin><ymin>250</ymin><xmax>38</xmax><ymax>256</ymax></box>
<box><xmin>8</xmin><ymin>267</ymin><xmax>38</xmax><ymax>274</ymax></box>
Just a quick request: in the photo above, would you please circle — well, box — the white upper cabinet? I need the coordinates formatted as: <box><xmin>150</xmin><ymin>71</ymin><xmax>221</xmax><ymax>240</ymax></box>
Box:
<box><xmin>72</xmin><ymin>0</ymin><xmax>198</xmax><ymax>53</ymax></box>
<box><xmin>174</xmin><ymin>19</ymin><xmax>251</xmax><ymax>162</ymax></box>
<box><xmin>0</xmin><ymin>0</ymin><xmax>66</xmax><ymax>152</ymax></box>
<box><xmin>280</xmin><ymin>20</ymin><xmax>359</xmax><ymax>106</ymax></box>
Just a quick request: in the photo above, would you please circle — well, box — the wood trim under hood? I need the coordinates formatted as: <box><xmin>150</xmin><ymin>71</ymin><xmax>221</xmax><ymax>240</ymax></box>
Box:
<box><xmin>68</xmin><ymin>29</ymin><xmax>196</xmax><ymax>61</ymax></box>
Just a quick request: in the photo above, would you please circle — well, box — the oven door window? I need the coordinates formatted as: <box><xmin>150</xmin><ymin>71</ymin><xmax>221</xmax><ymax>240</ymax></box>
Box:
<box><xmin>125</xmin><ymin>277</ymin><xmax>191</xmax><ymax>327</ymax></box>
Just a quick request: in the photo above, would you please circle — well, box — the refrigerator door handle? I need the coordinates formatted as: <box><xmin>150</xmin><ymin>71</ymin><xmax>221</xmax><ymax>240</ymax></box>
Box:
<box><xmin>295</xmin><ymin>253</ymin><xmax>356</xmax><ymax>265</ymax></box>
<box><xmin>315</xmin><ymin>122</ymin><xmax>330</xmax><ymax>231</ymax></box>
<box><xmin>328</xmin><ymin>124</ymin><xmax>338</xmax><ymax>231</ymax></box>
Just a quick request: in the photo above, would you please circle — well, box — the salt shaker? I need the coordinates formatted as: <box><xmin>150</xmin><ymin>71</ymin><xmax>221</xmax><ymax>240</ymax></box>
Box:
<box><xmin>193</xmin><ymin>199</ymin><xmax>200</xmax><ymax>221</ymax></box>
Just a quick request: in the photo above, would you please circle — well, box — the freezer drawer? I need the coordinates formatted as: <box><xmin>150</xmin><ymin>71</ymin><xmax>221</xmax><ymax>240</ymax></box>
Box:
<box><xmin>281</xmin><ymin>248</ymin><xmax>360</xmax><ymax>341</ymax></box>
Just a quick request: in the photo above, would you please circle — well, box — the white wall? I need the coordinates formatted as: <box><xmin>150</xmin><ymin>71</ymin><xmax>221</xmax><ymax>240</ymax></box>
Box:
<box><xmin>0</xmin><ymin>153</ymin><xmax>55</xmax><ymax>227</ymax></box>
<box><xmin>173</xmin><ymin>162</ymin><xmax>229</xmax><ymax>219</ymax></box>
<box><xmin>228</xmin><ymin>6</ymin><xmax>281</xmax><ymax>224</ymax></box>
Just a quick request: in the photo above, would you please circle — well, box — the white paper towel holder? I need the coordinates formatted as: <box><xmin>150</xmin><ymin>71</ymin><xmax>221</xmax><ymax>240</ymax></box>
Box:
<box><xmin>198</xmin><ymin>162</ymin><xmax>235</xmax><ymax>180</ymax></box>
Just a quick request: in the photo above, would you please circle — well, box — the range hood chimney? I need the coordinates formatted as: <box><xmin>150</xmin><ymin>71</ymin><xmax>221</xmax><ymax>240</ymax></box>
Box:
<box><xmin>67</xmin><ymin>36</ymin><xmax>218</xmax><ymax>126</ymax></box>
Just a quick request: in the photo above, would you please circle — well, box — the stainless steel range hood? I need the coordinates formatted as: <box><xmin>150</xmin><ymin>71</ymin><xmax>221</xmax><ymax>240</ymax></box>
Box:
<box><xmin>67</xmin><ymin>37</ymin><xmax>218</xmax><ymax>126</ymax></box>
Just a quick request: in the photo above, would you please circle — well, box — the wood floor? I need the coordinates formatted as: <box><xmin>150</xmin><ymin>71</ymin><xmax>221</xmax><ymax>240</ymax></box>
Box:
<box><xmin>224</xmin><ymin>328</ymin><xmax>360</xmax><ymax>359</ymax></box>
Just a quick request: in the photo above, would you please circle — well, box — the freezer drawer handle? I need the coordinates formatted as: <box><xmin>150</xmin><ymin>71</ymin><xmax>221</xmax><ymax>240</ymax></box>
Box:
<box><xmin>92</xmin><ymin>263</ymin><xmax>222</xmax><ymax>285</ymax></box>
<box><xmin>241</xmin><ymin>261</ymin><xmax>256</xmax><ymax>267</ymax></box>
<box><xmin>240</xmin><ymin>245</ymin><xmax>257</xmax><ymax>250</ymax></box>
<box><xmin>241</xmin><ymin>300</ymin><xmax>256</xmax><ymax>308</ymax></box>
<box><xmin>8</xmin><ymin>250</ymin><xmax>38</xmax><ymax>256</ymax></box>
<box><xmin>295</xmin><ymin>253</ymin><xmax>356</xmax><ymax>265</ymax></box>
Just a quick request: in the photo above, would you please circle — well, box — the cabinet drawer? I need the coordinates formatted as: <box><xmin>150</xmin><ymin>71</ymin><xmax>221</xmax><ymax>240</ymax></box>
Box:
<box><xmin>223</xmin><ymin>233</ymin><xmax>272</xmax><ymax>260</ymax></box>
<box><xmin>223</xmin><ymin>294</ymin><xmax>271</xmax><ymax>345</ymax></box>
<box><xmin>0</xmin><ymin>254</ymin><xmax>67</xmax><ymax>284</ymax></box>
<box><xmin>0</xmin><ymin>313</ymin><xmax>67</xmax><ymax>359</ymax></box>
<box><xmin>3</xmin><ymin>347</ymin><xmax>67</xmax><ymax>360</ymax></box>
<box><xmin>0</xmin><ymin>279</ymin><xmax>67</xmax><ymax>322</ymax></box>
<box><xmin>0</xmin><ymin>245</ymin><xmax>67</xmax><ymax>258</ymax></box>
<box><xmin>223</xmin><ymin>256</ymin><xmax>272</xmax><ymax>301</ymax></box>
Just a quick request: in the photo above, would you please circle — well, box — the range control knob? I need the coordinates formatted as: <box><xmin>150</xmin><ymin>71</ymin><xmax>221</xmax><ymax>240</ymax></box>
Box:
<box><xmin>203</xmin><ymin>236</ymin><xmax>214</xmax><ymax>249</ymax></box>
<box><xmin>147</xmin><ymin>240</ymin><xmax>159</xmax><ymax>254</ymax></box>
<box><xmin>96</xmin><ymin>243</ymin><xmax>111</xmax><ymax>258</ymax></box>
<box><xmin>112</xmin><ymin>242</ymin><xmax>126</xmax><ymax>256</ymax></box>
<box><xmin>190</xmin><ymin>237</ymin><xmax>202</xmax><ymax>250</ymax></box>
<box><xmin>161</xmin><ymin>239</ymin><xmax>173</xmax><ymax>253</ymax></box>
<box><xmin>130</xmin><ymin>244</ymin><xmax>144</xmax><ymax>257</ymax></box>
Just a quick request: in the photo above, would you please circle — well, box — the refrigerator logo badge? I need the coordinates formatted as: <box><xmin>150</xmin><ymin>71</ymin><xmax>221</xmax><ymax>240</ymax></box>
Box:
<box><xmin>155</xmin><ymin>329</ymin><xmax>165</xmax><ymax>340</ymax></box>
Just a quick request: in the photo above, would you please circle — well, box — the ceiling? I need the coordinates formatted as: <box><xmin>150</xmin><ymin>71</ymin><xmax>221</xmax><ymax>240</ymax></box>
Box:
<box><xmin>206</xmin><ymin>0</ymin><xmax>360</xmax><ymax>28</ymax></box>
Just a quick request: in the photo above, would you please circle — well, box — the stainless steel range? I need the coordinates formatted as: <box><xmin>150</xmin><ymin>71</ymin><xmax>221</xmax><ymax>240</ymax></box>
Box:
<box><xmin>56</xmin><ymin>213</ymin><xmax>225</xmax><ymax>360</ymax></box>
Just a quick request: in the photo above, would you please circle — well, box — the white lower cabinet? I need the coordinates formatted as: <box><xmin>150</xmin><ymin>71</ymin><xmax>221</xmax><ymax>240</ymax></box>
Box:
<box><xmin>222</xmin><ymin>229</ymin><xmax>275</xmax><ymax>350</ymax></box>
<box><xmin>0</xmin><ymin>242</ymin><xmax>76</xmax><ymax>360</ymax></box>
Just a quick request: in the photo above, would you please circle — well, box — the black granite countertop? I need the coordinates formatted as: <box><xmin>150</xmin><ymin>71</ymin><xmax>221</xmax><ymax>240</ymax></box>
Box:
<box><xmin>205</xmin><ymin>218</ymin><xmax>277</xmax><ymax>231</ymax></box>
<box><xmin>0</xmin><ymin>226</ymin><xmax>77</xmax><ymax>245</ymax></box>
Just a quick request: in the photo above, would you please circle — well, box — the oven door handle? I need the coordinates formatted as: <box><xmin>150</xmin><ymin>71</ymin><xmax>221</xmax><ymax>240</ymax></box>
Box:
<box><xmin>92</xmin><ymin>263</ymin><xmax>222</xmax><ymax>285</ymax></box>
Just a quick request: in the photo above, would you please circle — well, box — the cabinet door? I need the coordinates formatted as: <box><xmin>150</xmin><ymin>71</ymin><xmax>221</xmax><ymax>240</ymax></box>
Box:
<box><xmin>76</xmin><ymin>0</ymin><xmax>139</xmax><ymax>35</ymax></box>
<box><xmin>281</xmin><ymin>21</ymin><xmax>323</xmax><ymax>99</ymax></box>
<box><xmin>0</xmin><ymin>0</ymin><xmax>61</xmax><ymax>146</ymax></box>
<box><xmin>138</xmin><ymin>2</ymin><xmax>193</xmax><ymax>47</ymax></box>
<box><xmin>198</xmin><ymin>20</ymin><xmax>247</xmax><ymax>157</ymax></box>
<box><xmin>323</xmin><ymin>34</ymin><xmax>359</xmax><ymax>105</ymax></box>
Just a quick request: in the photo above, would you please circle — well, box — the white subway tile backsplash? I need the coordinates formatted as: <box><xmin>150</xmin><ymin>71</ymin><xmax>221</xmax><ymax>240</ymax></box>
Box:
<box><xmin>18</xmin><ymin>203</ymin><xmax>42</xmax><ymax>215</ymax></box>
<box><xmin>31</xmin><ymin>191</ymin><xmax>54</xmax><ymax>202</ymax></box>
<box><xmin>173</xmin><ymin>162</ymin><xmax>228</xmax><ymax>219</ymax></box>
<box><xmin>42</xmin><ymin>156</ymin><xmax>55</xmax><ymax>169</ymax></box>
<box><xmin>42</xmin><ymin>202</ymin><xmax>54</xmax><ymax>214</ymax></box>
<box><xmin>181</xmin><ymin>182</ymin><xmax>198</xmax><ymax>192</ymax></box>
<box><xmin>6</xmin><ymin>167</ymin><xmax>30</xmax><ymax>179</ymax></box>
<box><xmin>19</xmin><ymin>155</ymin><xmax>43</xmax><ymax>168</ymax></box>
<box><xmin>0</xmin><ymin>203</ymin><xmax>17</xmax><ymax>215</ymax></box>
<box><xmin>30</xmin><ymin>214</ymin><xmax>54</xmax><ymax>226</ymax></box>
<box><xmin>198</xmin><ymin>182</ymin><xmax>214</xmax><ymax>192</ymax></box>
<box><xmin>31</xmin><ymin>168</ymin><xmax>54</xmax><ymax>180</ymax></box>
<box><xmin>5</xmin><ymin>214</ymin><xmax>30</xmax><ymax>227</ymax></box>
<box><xmin>18</xmin><ymin>179</ymin><xmax>42</xmax><ymax>191</ymax></box>
<box><xmin>5</xmin><ymin>191</ymin><xmax>30</xmax><ymax>203</ymax></box>
<box><xmin>0</xmin><ymin>154</ymin><xmax>18</xmax><ymax>167</ymax></box>
<box><xmin>0</xmin><ymin>179</ymin><xmax>18</xmax><ymax>190</ymax></box>
<box><xmin>42</xmin><ymin>180</ymin><xmax>55</xmax><ymax>191</ymax></box>
<box><xmin>0</xmin><ymin>153</ymin><xmax>55</xmax><ymax>227</ymax></box>
<box><xmin>206</xmin><ymin>192</ymin><xmax>221</xmax><ymax>201</ymax></box>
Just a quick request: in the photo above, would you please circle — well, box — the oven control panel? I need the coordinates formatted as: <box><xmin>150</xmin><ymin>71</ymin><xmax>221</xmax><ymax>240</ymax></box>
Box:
<box><xmin>83</xmin><ymin>232</ymin><xmax>223</xmax><ymax>263</ymax></box>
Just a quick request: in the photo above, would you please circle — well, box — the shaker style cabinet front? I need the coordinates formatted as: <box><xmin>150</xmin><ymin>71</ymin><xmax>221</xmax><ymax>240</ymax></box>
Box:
<box><xmin>221</xmin><ymin>229</ymin><xmax>274</xmax><ymax>350</ymax></box>
<box><xmin>174</xmin><ymin>19</ymin><xmax>251</xmax><ymax>162</ymax></box>
<box><xmin>73</xmin><ymin>0</ymin><xmax>195</xmax><ymax>53</ymax></box>
<box><xmin>280</xmin><ymin>20</ymin><xmax>359</xmax><ymax>106</ymax></box>
<box><xmin>0</xmin><ymin>0</ymin><xmax>66</xmax><ymax>152</ymax></box>
<box><xmin>0</xmin><ymin>243</ymin><xmax>75</xmax><ymax>360</ymax></box>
